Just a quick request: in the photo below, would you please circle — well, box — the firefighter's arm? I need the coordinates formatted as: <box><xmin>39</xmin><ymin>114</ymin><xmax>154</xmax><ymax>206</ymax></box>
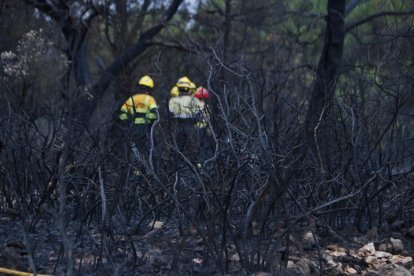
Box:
<box><xmin>147</xmin><ymin>98</ymin><xmax>158</xmax><ymax>120</ymax></box>
<box><xmin>119</xmin><ymin>102</ymin><xmax>130</xmax><ymax>120</ymax></box>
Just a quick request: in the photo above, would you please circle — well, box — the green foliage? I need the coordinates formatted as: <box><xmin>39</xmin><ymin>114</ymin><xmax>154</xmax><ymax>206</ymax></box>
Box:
<box><xmin>3</xmin><ymin>0</ymin><xmax>414</xmax><ymax>124</ymax></box>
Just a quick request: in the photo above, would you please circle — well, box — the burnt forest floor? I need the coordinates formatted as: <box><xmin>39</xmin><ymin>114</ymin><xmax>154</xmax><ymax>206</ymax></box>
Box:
<box><xmin>1</xmin><ymin>213</ymin><xmax>414</xmax><ymax>275</ymax></box>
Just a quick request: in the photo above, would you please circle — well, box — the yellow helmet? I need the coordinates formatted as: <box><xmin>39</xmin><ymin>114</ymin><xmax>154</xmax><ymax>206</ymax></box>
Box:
<box><xmin>176</xmin><ymin>76</ymin><xmax>195</xmax><ymax>90</ymax></box>
<box><xmin>170</xmin><ymin>86</ymin><xmax>179</xmax><ymax>97</ymax></box>
<box><xmin>138</xmin><ymin>75</ymin><xmax>154</xmax><ymax>88</ymax></box>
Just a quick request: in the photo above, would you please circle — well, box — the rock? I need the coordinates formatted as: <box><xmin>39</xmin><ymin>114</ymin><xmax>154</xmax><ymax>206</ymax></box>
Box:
<box><xmin>323</xmin><ymin>253</ymin><xmax>334</xmax><ymax>263</ymax></box>
<box><xmin>325</xmin><ymin>261</ymin><xmax>343</xmax><ymax>276</ymax></box>
<box><xmin>375</xmin><ymin>251</ymin><xmax>392</xmax><ymax>258</ymax></box>
<box><xmin>344</xmin><ymin>266</ymin><xmax>358</xmax><ymax>275</ymax></box>
<box><xmin>377</xmin><ymin>264</ymin><xmax>412</xmax><ymax>276</ymax></box>
<box><xmin>390</xmin><ymin>255</ymin><xmax>413</xmax><ymax>268</ymax></box>
<box><xmin>348</xmin><ymin>249</ymin><xmax>357</xmax><ymax>256</ymax></box>
<box><xmin>364</xmin><ymin>255</ymin><xmax>378</xmax><ymax>265</ymax></box>
<box><xmin>377</xmin><ymin>242</ymin><xmax>393</xmax><ymax>253</ymax></box>
<box><xmin>390</xmin><ymin>237</ymin><xmax>404</xmax><ymax>253</ymax></box>
<box><xmin>338</xmin><ymin>247</ymin><xmax>346</xmax><ymax>253</ymax></box>
<box><xmin>358</xmin><ymin>242</ymin><xmax>376</xmax><ymax>257</ymax></box>
<box><xmin>326</xmin><ymin>244</ymin><xmax>339</xmax><ymax>251</ymax></box>
<box><xmin>330</xmin><ymin>250</ymin><xmax>347</xmax><ymax>257</ymax></box>
<box><xmin>293</xmin><ymin>258</ymin><xmax>312</xmax><ymax>275</ymax></box>
<box><xmin>407</xmin><ymin>225</ymin><xmax>414</xmax><ymax>238</ymax></box>
<box><xmin>302</xmin><ymin>231</ymin><xmax>317</xmax><ymax>250</ymax></box>
<box><xmin>192</xmin><ymin>258</ymin><xmax>203</xmax><ymax>264</ymax></box>
<box><xmin>364</xmin><ymin>256</ymin><xmax>381</xmax><ymax>270</ymax></box>
<box><xmin>148</xmin><ymin>220</ymin><xmax>164</xmax><ymax>229</ymax></box>
<box><xmin>326</xmin><ymin>259</ymin><xmax>337</xmax><ymax>267</ymax></box>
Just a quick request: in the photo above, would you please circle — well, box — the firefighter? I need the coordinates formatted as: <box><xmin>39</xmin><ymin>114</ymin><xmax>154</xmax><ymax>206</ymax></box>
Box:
<box><xmin>194</xmin><ymin>86</ymin><xmax>209</xmax><ymax>129</ymax></box>
<box><xmin>193</xmin><ymin>86</ymin><xmax>211</xmax><ymax>168</ymax></box>
<box><xmin>119</xmin><ymin>75</ymin><xmax>158</xmax><ymax>157</ymax></box>
<box><xmin>168</xmin><ymin>76</ymin><xmax>205</xmax><ymax>163</ymax></box>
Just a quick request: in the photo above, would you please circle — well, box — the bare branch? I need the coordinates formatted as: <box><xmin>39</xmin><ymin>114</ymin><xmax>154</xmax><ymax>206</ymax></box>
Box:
<box><xmin>145</xmin><ymin>40</ymin><xmax>189</xmax><ymax>51</ymax></box>
<box><xmin>92</xmin><ymin>0</ymin><xmax>184</xmax><ymax>98</ymax></box>
<box><xmin>23</xmin><ymin>0</ymin><xmax>73</xmax><ymax>38</ymax></box>
<box><xmin>346</xmin><ymin>9</ymin><xmax>414</xmax><ymax>32</ymax></box>
<box><xmin>345</xmin><ymin>0</ymin><xmax>368</xmax><ymax>16</ymax></box>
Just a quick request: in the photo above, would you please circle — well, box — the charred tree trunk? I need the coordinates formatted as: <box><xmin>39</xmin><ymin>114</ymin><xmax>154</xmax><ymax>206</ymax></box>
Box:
<box><xmin>24</xmin><ymin>0</ymin><xmax>183</xmax><ymax>125</ymax></box>
<box><xmin>255</xmin><ymin>0</ymin><xmax>347</xmax><ymax>235</ymax></box>
<box><xmin>304</xmin><ymin>0</ymin><xmax>345</xmax><ymax>174</ymax></box>
<box><xmin>76</xmin><ymin>0</ymin><xmax>183</xmax><ymax>124</ymax></box>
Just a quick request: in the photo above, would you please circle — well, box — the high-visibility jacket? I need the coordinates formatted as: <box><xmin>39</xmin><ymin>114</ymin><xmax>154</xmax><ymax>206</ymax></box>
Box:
<box><xmin>119</xmin><ymin>94</ymin><xmax>158</xmax><ymax>124</ymax></box>
<box><xmin>168</xmin><ymin>95</ymin><xmax>208</xmax><ymax>128</ymax></box>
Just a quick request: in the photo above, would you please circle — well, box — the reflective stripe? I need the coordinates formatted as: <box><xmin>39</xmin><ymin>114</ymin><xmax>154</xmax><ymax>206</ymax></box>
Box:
<box><xmin>146</xmin><ymin>113</ymin><xmax>157</xmax><ymax>120</ymax></box>
<box><xmin>195</xmin><ymin>121</ymin><xmax>207</xmax><ymax>128</ymax></box>
<box><xmin>119</xmin><ymin>113</ymin><xmax>128</xmax><ymax>120</ymax></box>
<box><xmin>173</xmin><ymin>114</ymin><xmax>192</xmax><ymax>119</ymax></box>
<box><xmin>134</xmin><ymin>118</ymin><xmax>147</xmax><ymax>124</ymax></box>
<box><xmin>145</xmin><ymin>95</ymin><xmax>150</xmax><ymax>107</ymax></box>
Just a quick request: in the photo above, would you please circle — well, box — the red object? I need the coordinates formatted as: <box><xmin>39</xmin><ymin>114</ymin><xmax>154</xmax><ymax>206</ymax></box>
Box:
<box><xmin>195</xmin><ymin>87</ymin><xmax>209</xmax><ymax>99</ymax></box>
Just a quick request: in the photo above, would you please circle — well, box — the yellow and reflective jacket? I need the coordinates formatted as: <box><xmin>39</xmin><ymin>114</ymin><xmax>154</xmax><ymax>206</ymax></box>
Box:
<box><xmin>119</xmin><ymin>94</ymin><xmax>158</xmax><ymax>124</ymax></box>
<box><xmin>168</xmin><ymin>95</ymin><xmax>209</xmax><ymax>128</ymax></box>
<box><xmin>168</xmin><ymin>95</ymin><xmax>203</xmax><ymax>118</ymax></box>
